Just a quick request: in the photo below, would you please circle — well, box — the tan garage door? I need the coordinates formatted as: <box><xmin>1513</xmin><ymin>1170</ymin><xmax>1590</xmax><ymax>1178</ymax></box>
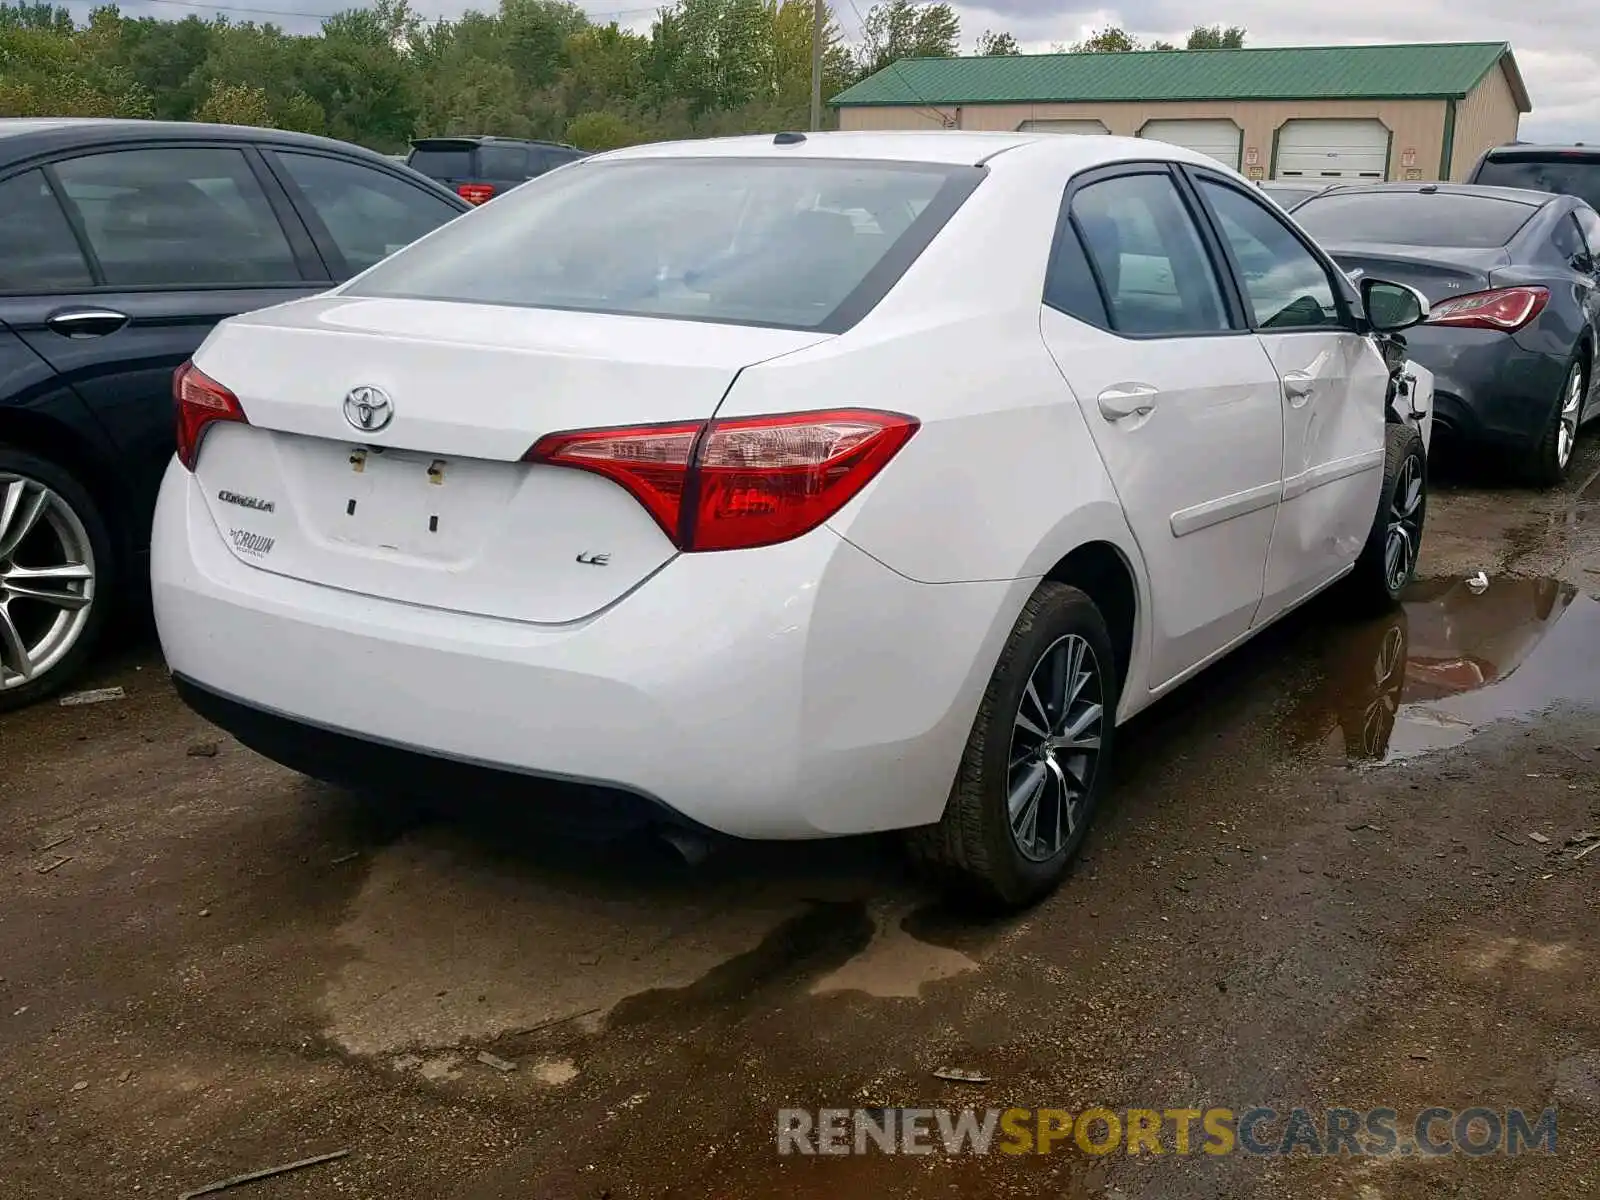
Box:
<box><xmin>1274</xmin><ymin>119</ymin><xmax>1389</xmax><ymax>182</ymax></box>
<box><xmin>1140</xmin><ymin>119</ymin><xmax>1242</xmax><ymax>169</ymax></box>
<box><xmin>1017</xmin><ymin>119</ymin><xmax>1109</xmax><ymax>135</ymax></box>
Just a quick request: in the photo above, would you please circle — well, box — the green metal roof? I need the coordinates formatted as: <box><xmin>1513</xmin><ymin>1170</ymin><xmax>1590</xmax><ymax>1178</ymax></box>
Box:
<box><xmin>831</xmin><ymin>42</ymin><xmax>1529</xmax><ymax>111</ymax></box>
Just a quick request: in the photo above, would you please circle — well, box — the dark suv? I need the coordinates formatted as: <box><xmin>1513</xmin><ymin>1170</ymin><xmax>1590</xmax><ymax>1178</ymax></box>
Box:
<box><xmin>0</xmin><ymin>118</ymin><xmax>470</xmax><ymax>709</ymax></box>
<box><xmin>405</xmin><ymin>136</ymin><xmax>588</xmax><ymax>205</ymax></box>
<box><xmin>1467</xmin><ymin>143</ymin><xmax>1600</xmax><ymax>211</ymax></box>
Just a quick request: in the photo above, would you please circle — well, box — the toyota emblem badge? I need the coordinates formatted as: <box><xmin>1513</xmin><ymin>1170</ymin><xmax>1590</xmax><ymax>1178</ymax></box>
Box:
<box><xmin>344</xmin><ymin>385</ymin><xmax>394</xmax><ymax>433</ymax></box>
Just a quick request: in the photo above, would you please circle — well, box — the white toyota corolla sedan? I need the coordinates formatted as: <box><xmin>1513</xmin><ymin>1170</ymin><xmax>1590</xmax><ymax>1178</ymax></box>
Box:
<box><xmin>152</xmin><ymin>131</ymin><xmax>1434</xmax><ymax>906</ymax></box>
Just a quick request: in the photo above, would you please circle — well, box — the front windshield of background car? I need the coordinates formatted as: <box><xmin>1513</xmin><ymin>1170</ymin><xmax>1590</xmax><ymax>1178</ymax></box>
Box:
<box><xmin>345</xmin><ymin>157</ymin><xmax>982</xmax><ymax>331</ymax></box>
<box><xmin>1473</xmin><ymin>156</ymin><xmax>1600</xmax><ymax>213</ymax></box>
<box><xmin>1293</xmin><ymin>191</ymin><xmax>1536</xmax><ymax>248</ymax></box>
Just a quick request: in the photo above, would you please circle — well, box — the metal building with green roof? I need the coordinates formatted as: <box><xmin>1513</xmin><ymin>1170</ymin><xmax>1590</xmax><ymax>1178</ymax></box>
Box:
<box><xmin>831</xmin><ymin>42</ymin><xmax>1530</xmax><ymax>183</ymax></box>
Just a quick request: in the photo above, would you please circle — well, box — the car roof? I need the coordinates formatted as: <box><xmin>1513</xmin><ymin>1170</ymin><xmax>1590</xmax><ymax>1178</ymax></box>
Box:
<box><xmin>0</xmin><ymin>117</ymin><xmax>410</xmax><ymax>169</ymax></box>
<box><xmin>410</xmin><ymin>135</ymin><xmax>579</xmax><ymax>150</ymax></box>
<box><xmin>591</xmin><ymin>130</ymin><xmax>1236</xmax><ymax>177</ymax></box>
<box><xmin>1306</xmin><ymin>180</ymin><xmax>1558</xmax><ymax>207</ymax></box>
<box><xmin>1483</xmin><ymin>142</ymin><xmax>1600</xmax><ymax>158</ymax></box>
<box><xmin>595</xmin><ymin>130</ymin><xmax>1033</xmax><ymax>165</ymax></box>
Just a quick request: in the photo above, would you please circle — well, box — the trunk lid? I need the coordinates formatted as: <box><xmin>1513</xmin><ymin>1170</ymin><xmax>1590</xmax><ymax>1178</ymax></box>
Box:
<box><xmin>190</xmin><ymin>295</ymin><xmax>829</xmax><ymax>623</ymax></box>
<box><xmin>1322</xmin><ymin>242</ymin><xmax>1507</xmax><ymax>306</ymax></box>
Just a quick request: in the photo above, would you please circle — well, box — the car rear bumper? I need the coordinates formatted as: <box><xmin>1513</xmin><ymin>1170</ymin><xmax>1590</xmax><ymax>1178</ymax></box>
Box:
<box><xmin>1397</xmin><ymin>325</ymin><xmax>1565</xmax><ymax>448</ymax></box>
<box><xmin>151</xmin><ymin>462</ymin><xmax>1024</xmax><ymax>839</ymax></box>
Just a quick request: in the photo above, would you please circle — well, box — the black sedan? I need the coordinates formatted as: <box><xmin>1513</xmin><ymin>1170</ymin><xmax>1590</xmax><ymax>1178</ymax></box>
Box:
<box><xmin>0</xmin><ymin>118</ymin><xmax>470</xmax><ymax>708</ymax></box>
<box><xmin>1293</xmin><ymin>182</ymin><xmax>1600</xmax><ymax>485</ymax></box>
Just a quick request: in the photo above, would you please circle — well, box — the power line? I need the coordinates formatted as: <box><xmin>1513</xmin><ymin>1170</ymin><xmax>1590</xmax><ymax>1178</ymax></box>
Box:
<box><xmin>132</xmin><ymin>0</ymin><xmax>345</xmax><ymax>19</ymax></box>
<box><xmin>836</xmin><ymin>0</ymin><xmax>955</xmax><ymax>129</ymax></box>
<box><xmin>124</xmin><ymin>0</ymin><xmax>660</xmax><ymax>24</ymax></box>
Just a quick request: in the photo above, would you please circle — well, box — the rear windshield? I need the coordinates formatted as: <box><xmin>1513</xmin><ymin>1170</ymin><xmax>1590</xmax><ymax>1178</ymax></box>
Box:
<box><xmin>1473</xmin><ymin>155</ymin><xmax>1600</xmax><ymax>212</ymax></box>
<box><xmin>407</xmin><ymin>146</ymin><xmax>474</xmax><ymax>178</ymax></box>
<box><xmin>476</xmin><ymin>144</ymin><xmax>528</xmax><ymax>179</ymax></box>
<box><xmin>345</xmin><ymin>157</ymin><xmax>983</xmax><ymax>332</ymax></box>
<box><xmin>1293</xmin><ymin>191</ymin><xmax>1536</xmax><ymax>248</ymax></box>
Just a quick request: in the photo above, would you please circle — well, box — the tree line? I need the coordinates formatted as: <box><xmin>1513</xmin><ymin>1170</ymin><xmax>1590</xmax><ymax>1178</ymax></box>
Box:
<box><xmin>0</xmin><ymin>0</ymin><xmax>1245</xmax><ymax>152</ymax></box>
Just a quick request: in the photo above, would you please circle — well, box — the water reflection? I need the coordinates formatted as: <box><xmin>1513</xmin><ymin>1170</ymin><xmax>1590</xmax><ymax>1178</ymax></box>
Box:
<box><xmin>1285</xmin><ymin>577</ymin><xmax>1600</xmax><ymax>764</ymax></box>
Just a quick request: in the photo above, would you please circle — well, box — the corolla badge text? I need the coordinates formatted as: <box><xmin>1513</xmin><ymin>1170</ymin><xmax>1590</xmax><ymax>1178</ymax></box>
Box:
<box><xmin>344</xmin><ymin>385</ymin><xmax>394</xmax><ymax>433</ymax></box>
<box><xmin>217</xmin><ymin>489</ymin><xmax>275</xmax><ymax>513</ymax></box>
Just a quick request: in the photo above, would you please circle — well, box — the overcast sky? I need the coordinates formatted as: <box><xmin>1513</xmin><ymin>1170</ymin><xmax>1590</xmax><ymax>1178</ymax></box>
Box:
<box><xmin>91</xmin><ymin>0</ymin><xmax>1593</xmax><ymax>141</ymax></box>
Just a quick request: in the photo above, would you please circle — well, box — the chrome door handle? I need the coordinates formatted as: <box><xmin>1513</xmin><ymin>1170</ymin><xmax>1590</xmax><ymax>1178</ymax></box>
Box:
<box><xmin>1282</xmin><ymin>371</ymin><xmax>1316</xmax><ymax>407</ymax></box>
<box><xmin>47</xmin><ymin>308</ymin><xmax>130</xmax><ymax>338</ymax></box>
<box><xmin>1097</xmin><ymin>383</ymin><xmax>1158</xmax><ymax>421</ymax></box>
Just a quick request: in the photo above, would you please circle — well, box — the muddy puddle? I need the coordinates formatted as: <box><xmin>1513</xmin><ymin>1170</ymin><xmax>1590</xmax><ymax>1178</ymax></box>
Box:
<box><xmin>1283</xmin><ymin>575</ymin><xmax>1600</xmax><ymax>766</ymax></box>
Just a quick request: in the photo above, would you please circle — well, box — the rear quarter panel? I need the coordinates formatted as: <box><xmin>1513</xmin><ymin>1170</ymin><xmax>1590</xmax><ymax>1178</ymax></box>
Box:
<box><xmin>726</xmin><ymin>310</ymin><xmax>1136</xmax><ymax>586</ymax></box>
<box><xmin>1501</xmin><ymin>206</ymin><xmax>1595</xmax><ymax>363</ymax></box>
<box><xmin>715</xmin><ymin>146</ymin><xmax>1143</xmax><ymax>589</ymax></box>
<box><xmin>714</xmin><ymin>146</ymin><xmax>1154</xmax><ymax>712</ymax></box>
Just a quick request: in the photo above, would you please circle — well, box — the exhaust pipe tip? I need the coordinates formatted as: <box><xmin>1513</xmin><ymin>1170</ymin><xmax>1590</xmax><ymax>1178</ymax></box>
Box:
<box><xmin>657</xmin><ymin>827</ymin><xmax>715</xmax><ymax>868</ymax></box>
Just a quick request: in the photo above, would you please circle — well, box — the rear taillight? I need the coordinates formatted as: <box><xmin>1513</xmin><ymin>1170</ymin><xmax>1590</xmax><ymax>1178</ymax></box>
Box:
<box><xmin>526</xmin><ymin>408</ymin><xmax>919</xmax><ymax>552</ymax></box>
<box><xmin>457</xmin><ymin>183</ymin><xmax>495</xmax><ymax>205</ymax></box>
<box><xmin>1425</xmin><ymin>286</ymin><xmax>1548</xmax><ymax>332</ymax></box>
<box><xmin>173</xmin><ymin>361</ymin><xmax>247</xmax><ymax>471</ymax></box>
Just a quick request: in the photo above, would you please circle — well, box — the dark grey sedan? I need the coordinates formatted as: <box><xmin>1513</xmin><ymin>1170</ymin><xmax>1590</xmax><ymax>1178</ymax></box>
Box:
<box><xmin>1293</xmin><ymin>182</ymin><xmax>1600</xmax><ymax>484</ymax></box>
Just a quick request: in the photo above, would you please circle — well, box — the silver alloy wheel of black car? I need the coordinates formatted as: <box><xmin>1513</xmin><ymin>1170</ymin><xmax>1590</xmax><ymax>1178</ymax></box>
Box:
<box><xmin>1384</xmin><ymin>453</ymin><xmax>1425</xmax><ymax>594</ymax></box>
<box><xmin>0</xmin><ymin>473</ymin><xmax>96</xmax><ymax>691</ymax></box>
<box><xmin>1006</xmin><ymin>633</ymin><xmax>1104</xmax><ymax>863</ymax></box>
<box><xmin>1557</xmin><ymin>360</ymin><xmax>1584</xmax><ymax>472</ymax></box>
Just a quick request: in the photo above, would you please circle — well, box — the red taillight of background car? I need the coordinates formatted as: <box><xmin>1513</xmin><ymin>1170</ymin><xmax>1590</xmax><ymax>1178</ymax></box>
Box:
<box><xmin>457</xmin><ymin>183</ymin><xmax>495</xmax><ymax>205</ymax></box>
<box><xmin>526</xmin><ymin>409</ymin><xmax>919</xmax><ymax>552</ymax></box>
<box><xmin>1424</xmin><ymin>285</ymin><xmax>1549</xmax><ymax>332</ymax></box>
<box><xmin>173</xmin><ymin>361</ymin><xmax>248</xmax><ymax>471</ymax></box>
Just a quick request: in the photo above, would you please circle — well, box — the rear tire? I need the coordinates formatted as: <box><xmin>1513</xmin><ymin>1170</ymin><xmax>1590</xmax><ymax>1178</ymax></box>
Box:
<box><xmin>1524</xmin><ymin>353</ymin><xmax>1586</xmax><ymax>488</ymax></box>
<box><xmin>906</xmin><ymin>582</ymin><xmax>1118</xmax><ymax>910</ymax></box>
<box><xmin>0</xmin><ymin>445</ymin><xmax>114</xmax><ymax>712</ymax></box>
<box><xmin>1344</xmin><ymin>423</ymin><xmax>1426</xmax><ymax>613</ymax></box>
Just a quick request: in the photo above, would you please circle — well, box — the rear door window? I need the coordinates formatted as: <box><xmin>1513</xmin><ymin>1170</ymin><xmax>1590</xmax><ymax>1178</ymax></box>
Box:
<box><xmin>1067</xmin><ymin>171</ymin><xmax>1230</xmax><ymax>336</ymax></box>
<box><xmin>1573</xmin><ymin>206</ymin><xmax>1600</xmax><ymax>259</ymax></box>
<box><xmin>1473</xmin><ymin>156</ymin><xmax>1600</xmax><ymax>212</ymax></box>
<box><xmin>52</xmin><ymin>147</ymin><xmax>300</xmax><ymax>287</ymax></box>
<box><xmin>0</xmin><ymin>170</ymin><xmax>93</xmax><ymax>290</ymax></box>
<box><xmin>273</xmin><ymin>151</ymin><xmax>463</xmax><ymax>275</ymax></box>
<box><xmin>1551</xmin><ymin>212</ymin><xmax>1587</xmax><ymax>265</ymax></box>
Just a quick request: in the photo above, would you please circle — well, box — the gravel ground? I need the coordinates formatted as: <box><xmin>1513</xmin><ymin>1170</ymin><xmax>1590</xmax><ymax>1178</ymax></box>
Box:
<box><xmin>2</xmin><ymin>442</ymin><xmax>1597</xmax><ymax>1200</ymax></box>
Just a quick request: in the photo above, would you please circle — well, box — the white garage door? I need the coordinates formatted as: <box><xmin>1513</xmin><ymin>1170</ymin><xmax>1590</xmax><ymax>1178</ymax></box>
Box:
<box><xmin>1274</xmin><ymin>119</ymin><xmax>1389</xmax><ymax>182</ymax></box>
<box><xmin>1140</xmin><ymin>119</ymin><xmax>1242</xmax><ymax>169</ymax></box>
<box><xmin>1018</xmin><ymin>119</ymin><xmax>1109</xmax><ymax>135</ymax></box>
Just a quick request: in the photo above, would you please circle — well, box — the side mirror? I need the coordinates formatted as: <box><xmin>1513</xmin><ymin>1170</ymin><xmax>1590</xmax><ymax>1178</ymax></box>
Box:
<box><xmin>1362</xmin><ymin>278</ymin><xmax>1429</xmax><ymax>333</ymax></box>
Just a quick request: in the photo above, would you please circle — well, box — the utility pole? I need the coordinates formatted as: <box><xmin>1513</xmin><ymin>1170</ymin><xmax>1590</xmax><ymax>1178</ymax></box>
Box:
<box><xmin>809</xmin><ymin>0</ymin><xmax>824</xmax><ymax>131</ymax></box>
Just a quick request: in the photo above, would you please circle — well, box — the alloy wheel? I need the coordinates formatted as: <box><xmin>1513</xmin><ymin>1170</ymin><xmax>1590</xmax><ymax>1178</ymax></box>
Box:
<box><xmin>1355</xmin><ymin>623</ymin><xmax>1406</xmax><ymax>760</ymax></box>
<box><xmin>1006</xmin><ymin>634</ymin><xmax>1104</xmax><ymax>863</ymax></box>
<box><xmin>1556</xmin><ymin>362</ymin><xmax>1584</xmax><ymax>471</ymax></box>
<box><xmin>0</xmin><ymin>474</ymin><xmax>96</xmax><ymax>690</ymax></box>
<box><xmin>1384</xmin><ymin>453</ymin><xmax>1424</xmax><ymax>594</ymax></box>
